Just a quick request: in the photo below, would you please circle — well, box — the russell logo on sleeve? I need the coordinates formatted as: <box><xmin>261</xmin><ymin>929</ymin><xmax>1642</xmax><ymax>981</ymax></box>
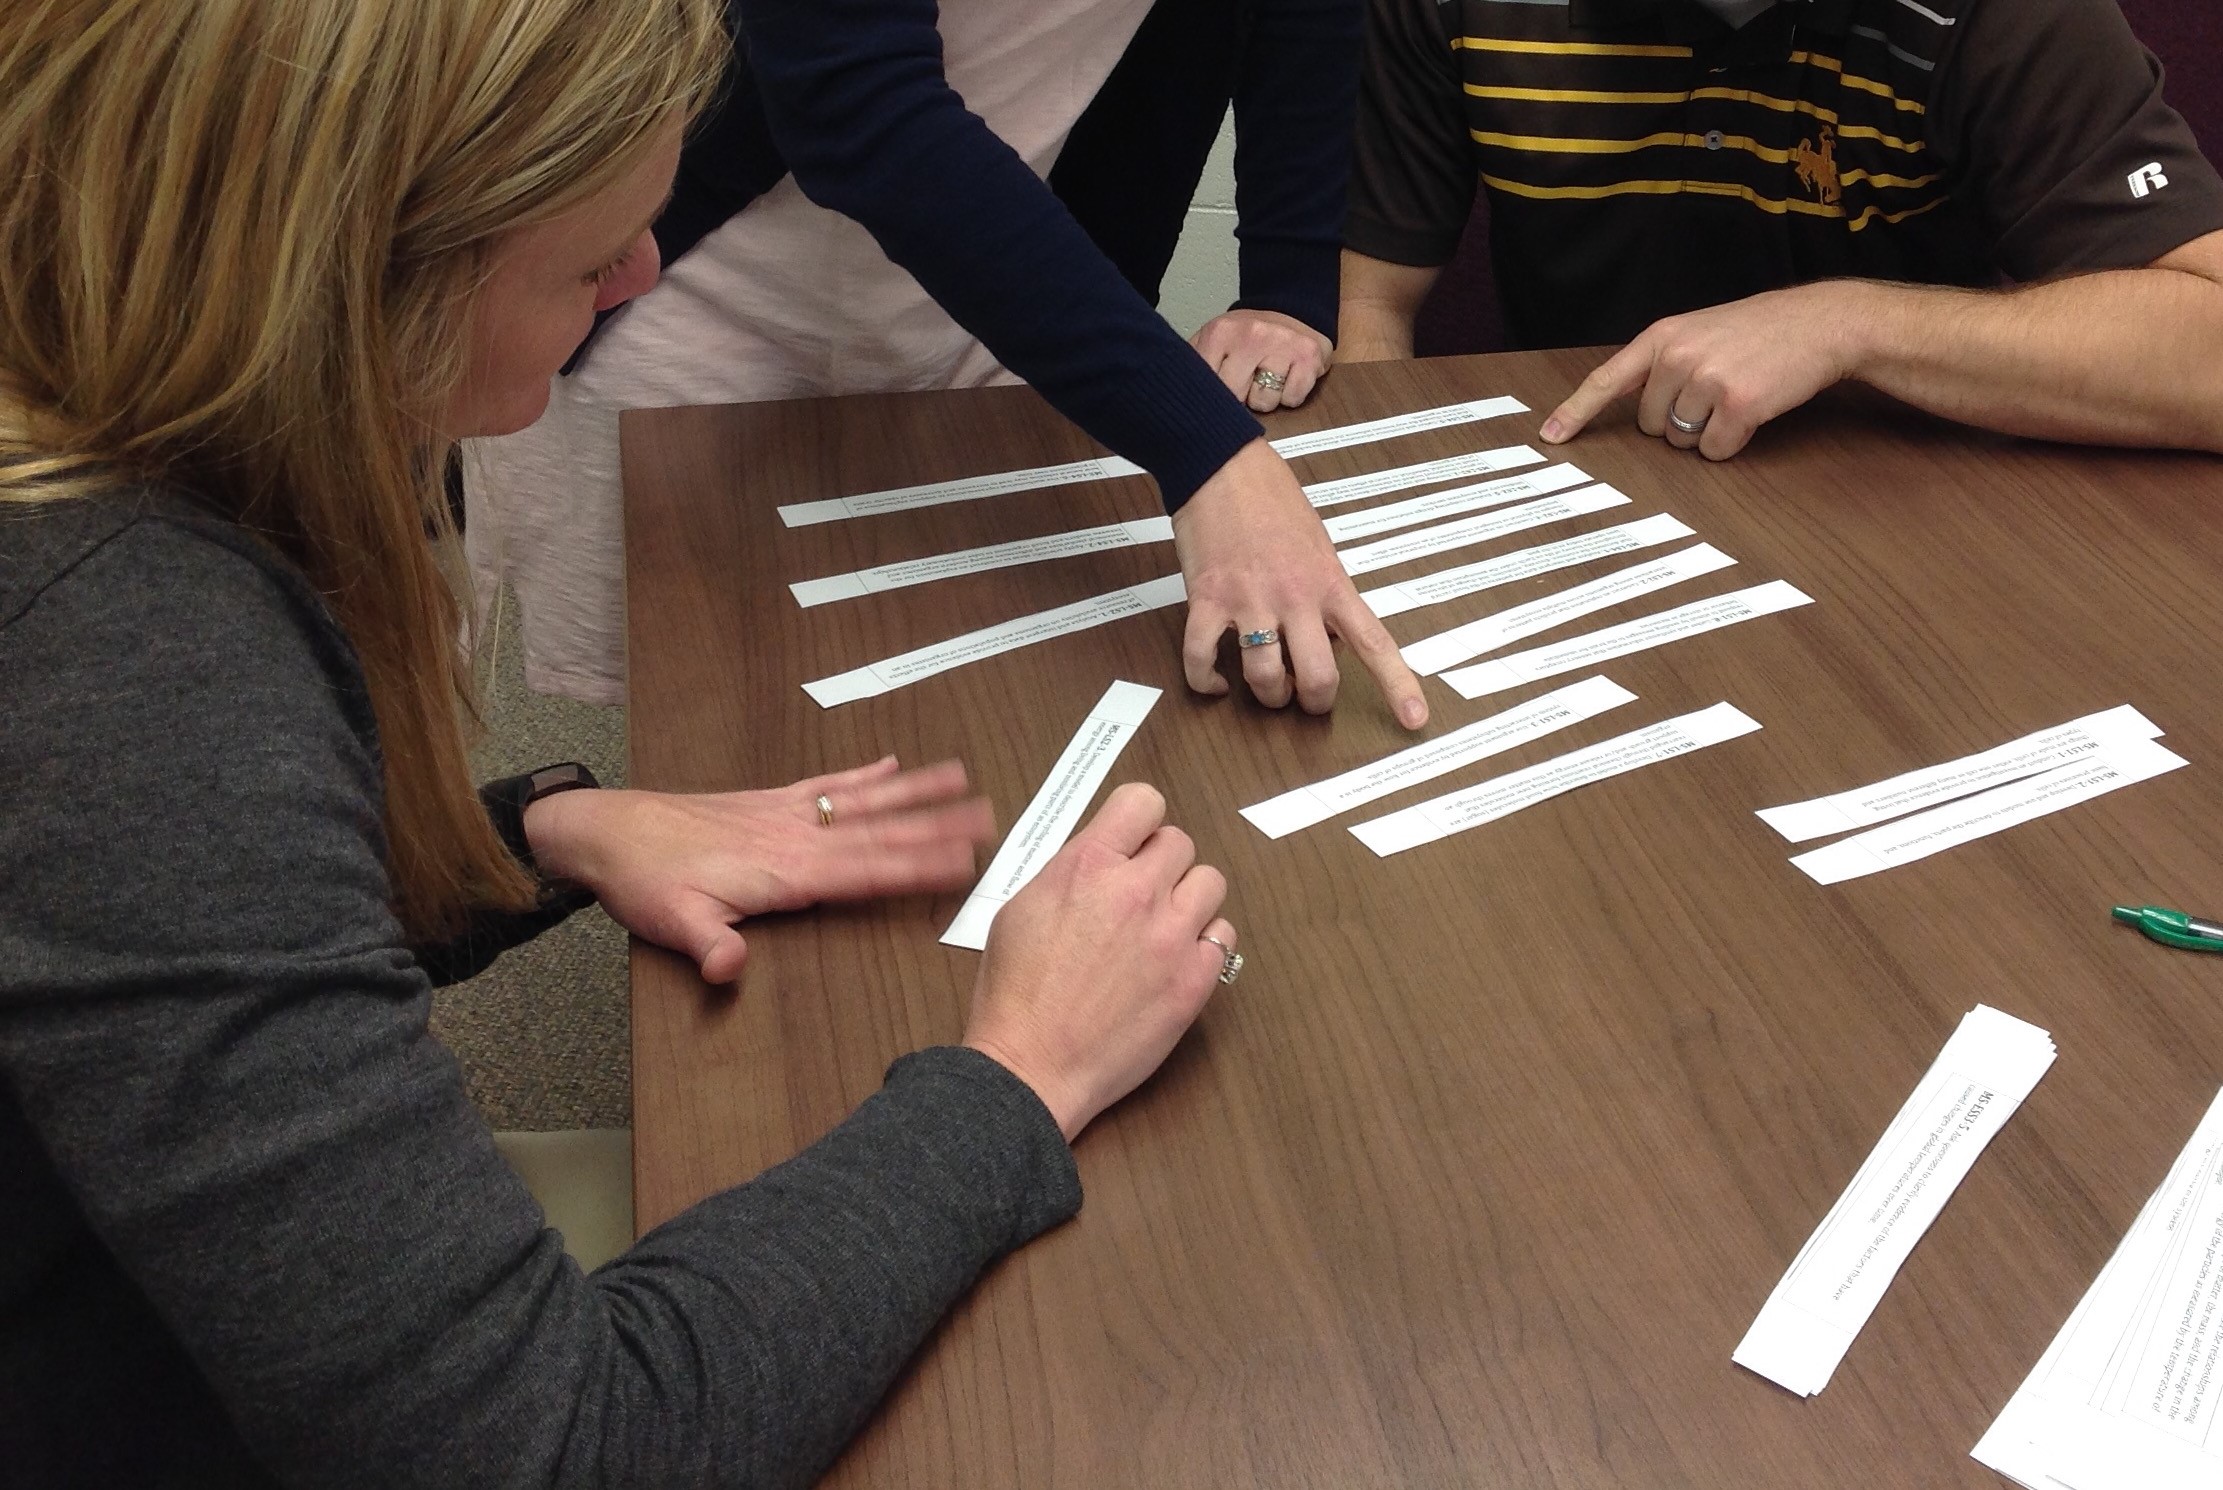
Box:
<box><xmin>2127</xmin><ymin>161</ymin><xmax>2170</xmax><ymax>198</ymax></box>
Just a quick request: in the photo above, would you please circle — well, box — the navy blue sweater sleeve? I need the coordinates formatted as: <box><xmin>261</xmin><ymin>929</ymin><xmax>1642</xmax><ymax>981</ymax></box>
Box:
<box><xmin>736</xmin><ymin>0</ymin><xmax>1263</xmax><ymax>510</ymax></box>
<box><xmin>1230</xmin><ymin>0</ymin><xmax>1363</xmax><ymax>341</ymax></box>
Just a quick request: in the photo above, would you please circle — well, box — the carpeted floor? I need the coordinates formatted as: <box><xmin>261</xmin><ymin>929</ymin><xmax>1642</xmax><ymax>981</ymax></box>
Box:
<box><xmin>430</xmin><ymin>589</ymin><xmax>634</xmax><ymax>1130</ymax></box>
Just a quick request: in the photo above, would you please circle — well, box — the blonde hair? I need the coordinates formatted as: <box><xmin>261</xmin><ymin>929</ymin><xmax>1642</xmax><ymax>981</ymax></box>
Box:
<box><xmin>0</xmin><ymin>0</ymin><xmax>728</xmax><ymax>940</ymax></box>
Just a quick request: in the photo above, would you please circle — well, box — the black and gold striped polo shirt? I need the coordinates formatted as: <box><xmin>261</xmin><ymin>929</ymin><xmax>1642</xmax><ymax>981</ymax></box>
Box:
<box><xmin>1350</xmin><ymin>0</ymin><xmax>2223</xmax><ymax>349</ymax></box>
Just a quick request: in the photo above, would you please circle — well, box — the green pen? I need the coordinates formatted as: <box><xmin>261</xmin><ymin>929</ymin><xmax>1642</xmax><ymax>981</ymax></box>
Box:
<box><xmin>2112</xmin><ymin>904</ymin><xmax>2223</xmax><ymax>952</ymax></box>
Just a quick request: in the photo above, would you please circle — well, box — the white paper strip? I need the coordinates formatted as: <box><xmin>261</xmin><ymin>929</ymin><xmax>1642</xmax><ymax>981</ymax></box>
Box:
<box><xmin>1303</xmin><ymin>445</ymin><xmax>1545</xmax><ymax>511</ymax></box>
<box><xmin>942</xmin><ymin>681</ymin><xmax>1162</xmax><ymax>950</ymax></box>
<box><xmin>1788</xmin><ymin>737</ymin><xmax>2189</xmax><ymax>885</ymax></box>
<box><xmin>781</xmin><ymin>455</ymin><xmax>1145</xmax><ymax>528</ymax></box>
<box><xmin>1322</xmin><ymin>463</ymin><xmax>1593</xmax><ymax>543</ymax></box>
<box><xmin>1240</xmin><ymin>677</ymin><xmax>1638</xmax><ymax>839</ymax></box>
<box><xmin>1757</xmin><ymin>704</ymin><xmax>2165</xmax><ymax>843</ymax></box>
<box><xmin>1440</xmin><ymin>579</ymin><xmax>1814</xmax><ymax>700</ymax></box>
<box><xmin>1269</xmin><ymin>395</ymin><xmax>1528</xmax><ymax>457</ymax></box>
<box><xmin>1973</xmin><ymin>1087</ymin><xmax>2223</xmax><ymax>1490</ymax></box>
<box><xmin>790</xmin><ymin>517</ymin><xmax>1175</xmax><ymax>608</ymax></box>
<box><xmin>1362</xmin><ymin>508</ymin><xmax>1686</xmax><ymax>613</ymax></box>
<box><xmin>1341</xmin><ymin>487</ymin><xmax>1643</xmax><ymax>583</ymax></box>
<box><xmin>1349</xmin><ymin>702</ymin><xmax>1761</xmax><ymax>856</ymax></box>
<box><xmin>1402</xmin><ymin>544</ymin><xmax>1737</xmax><ymax>678</ymax></box>
<box><xmin>801</xmin><ymin>574</ymin><xmax>1186</xmax><ymax>707</ymax></box>
<box><xmin>1734</xmin><ymin>1005</ymin><xmax>2057</xmax><ymax>1397</ymax></box>
<box><xmin>778</xmin><ymin>396</ymin><xmax>1530</xmax><ymax>526</ymax></box>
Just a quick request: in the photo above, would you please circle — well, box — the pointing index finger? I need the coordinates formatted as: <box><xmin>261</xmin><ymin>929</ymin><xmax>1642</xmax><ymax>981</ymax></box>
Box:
<box><xmin>1541</xmin><ymin>341</ymin><xmax>1653</xmax><ymax>444</ymax></box>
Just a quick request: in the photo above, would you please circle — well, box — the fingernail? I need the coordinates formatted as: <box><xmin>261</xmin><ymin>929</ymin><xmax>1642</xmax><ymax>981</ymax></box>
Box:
<box><xmin>1541</xmin><ymin>419</ymin><xmax>1565</xmax><ymax>441</ymax></box>
<box><xmin>1400</xmin><ymin>699</ymin><xmax>1426</xmax><ymax>728</ymax></box>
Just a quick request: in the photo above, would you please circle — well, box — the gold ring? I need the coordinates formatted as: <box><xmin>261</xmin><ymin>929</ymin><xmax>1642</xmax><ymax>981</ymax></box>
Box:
<box><xmin>815</xmin><ymin>794</ymin><xmax>835</xmax><ymax>827</ymax></box>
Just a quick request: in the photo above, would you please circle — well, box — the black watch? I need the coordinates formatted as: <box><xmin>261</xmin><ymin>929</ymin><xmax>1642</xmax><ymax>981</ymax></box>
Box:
<box><xmin>520</xmin><ymin>761</ymin><xmax>600</xmax><ymax>808</ymax></box>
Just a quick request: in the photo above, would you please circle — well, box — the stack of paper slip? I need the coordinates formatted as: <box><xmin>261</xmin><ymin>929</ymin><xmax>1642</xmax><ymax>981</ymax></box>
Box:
<box><xmin>1757</xmin><ymin>705</ymin><xmax>2187</xmax><ymax>885</ymax></box>
<box><xmin>1974</xmin><ymin>1087</ymin><xmax>2223</xmax><ymax>1489</ymax></box>
<box><xmin>1734</xmin><ymin>1006</ymin><xmax>2057</xmax><ymax>1397</ymax></box>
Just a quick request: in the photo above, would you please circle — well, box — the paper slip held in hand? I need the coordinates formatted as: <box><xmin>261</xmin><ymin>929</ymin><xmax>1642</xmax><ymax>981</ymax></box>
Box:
<box><xmin>1758</xmin><ymin>705</ymin><xmax>2165</xmax><ymax>842</ymax></box>
<box><xmin>1440</xmin><ymin>579</ymin><xmax>1813</xmax><ymax>699</ymax></box>
<box><xmin>790</xmin><ymin>517</ymin><xmax>1174</xmax><ymax>607</ymax></box>
<box><xmin>1337</xmin><ymin>484</ymin><xmax>1634</xmax><ymax>581</ymax></box>
<box><xmin>943</xmin><ymin>681</ymin><xmax>1161</xmax><ymax>950</ymax></box>
<box><xmin>1358</xmin><ymin>509</ymin><xmax>1685</xmax><ymax>613</ymax></box>
<box><xmin>1240</xmin><ymin>677</ymin><xmax>1637</xmax><ymax>839</ymax></box>
<box><xmin>1303</xmin><ymin>445</ymin><xmax>1544</xmax><ymax>511</ymax></box>
<box><xmin>1349</xmin><ymin>702</ymin><xmax>1760</xmax><ymax>856</ymax></box>
<box><xmin>1322</xmin><ymin>463</ymin><xmax>1593</xmax><ymax>544</ymax></box>
<box><xmin>1789</xmin><ymin>735</ymin><xmax>2188</xmax><ymax>885</ymax></box>
<box><xmin>802</xmin><ymin>575</ymin><xmax>1184</xmax><ymax>707</ymax></box>
<box><xmin>1734</xmin><ymin>1005</ymin><xmax>2056</xmax><ymax>1397</ymax></box>
<box><xmin>1401</xmin><ymin>544</ymin><xmax>1737</xmax><ymax>678</ymax></box>
<box><xmin>778</xmin><ymin>396</ymin><xmax>1529</xmax><ymax>526</ymax></box>
<box><xmin>1974</xmin><ymin>1086</ymin><xmax>2223</xmax><ymax>1490</ymax></box>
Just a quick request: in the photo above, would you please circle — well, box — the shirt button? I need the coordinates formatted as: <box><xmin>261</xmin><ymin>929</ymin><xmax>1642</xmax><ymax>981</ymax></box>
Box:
<box><xmin>1704</xmin><ymin>130</ymin><xmax>1725</xmax><ymax>150</ymax></box>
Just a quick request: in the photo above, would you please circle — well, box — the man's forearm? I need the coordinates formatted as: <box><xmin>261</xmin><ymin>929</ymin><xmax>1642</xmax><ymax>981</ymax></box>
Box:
<box><xmin>1846</xmin><ymin>264</ymin><xmax>2223</xmax><ymax>454</ymax></box>
<box><xmin>1337</xmin><ymin>249</ymin><xmax>1440</xmax><ymax>362</ymax></box>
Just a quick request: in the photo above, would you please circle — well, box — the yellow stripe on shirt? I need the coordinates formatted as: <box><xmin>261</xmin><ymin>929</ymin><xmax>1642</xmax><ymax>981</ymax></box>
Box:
<box><xmin>1471</xmin><ymin>130</ymin><xmax>1944</xmax><ymax>191</ymax></box>
<box><xmin>1452</xmin><ymin>36</ymin><xmax>1694</xmax><ymax>59</ymax></box>
<box><xmin>1479</xmin><ymin>171</ymin><xmax>1949</xmax><ymax>231</ymax></box>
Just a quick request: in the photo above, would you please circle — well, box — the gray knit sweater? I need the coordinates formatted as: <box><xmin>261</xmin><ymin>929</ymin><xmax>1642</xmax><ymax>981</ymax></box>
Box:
<box><xmin>0</xmin><ymin>494</ymin><xmax>1081</xmax><ymax>1489</ymax></box>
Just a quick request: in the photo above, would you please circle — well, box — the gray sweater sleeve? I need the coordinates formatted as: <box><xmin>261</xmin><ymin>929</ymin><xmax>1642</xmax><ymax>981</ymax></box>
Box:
<box><xmin>0</xmin><ymin>513</ymin><xmax>1081</xmax><ymax>1489</ymax></box>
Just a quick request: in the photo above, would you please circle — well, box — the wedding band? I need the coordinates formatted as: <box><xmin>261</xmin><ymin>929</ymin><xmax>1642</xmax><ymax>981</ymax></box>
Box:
<box><xmin>1252</xmin><ymin>368</ymin><xmax>1287</xmax><ymax>392</ymax></box>
<box><xmin>1668</xmin><ymin>407</ymin><xmax>1710</xmax><ymax>437</ymax></box>
<box><xmin>1201</xmin><ymin>933</ymin><xmax>1244</xmax><ymax>986</ymax></box>
<box><xmin>1238</xmin><ymin>628</ymin><xmax>1280</xmax><ymax>649</ymax></box>
<box><xmin>815</xmin><ymin>794</ymin><xmax>835</xmax><ymax>827</ymax></box>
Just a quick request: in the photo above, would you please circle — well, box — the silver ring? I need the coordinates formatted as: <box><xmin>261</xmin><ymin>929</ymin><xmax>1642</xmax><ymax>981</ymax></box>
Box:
<box><xmin>815</xmin><ymin>794</ymin><xmax>835</xmax><ymax>828</ymax></box>
<box><xmin>1201</xmin><ymin>934</ymin><xmax>1244</xmax><ymax>986</ymax></box>
<box><xmin>1238</xmin><ymin>628</ymin><xmax>1280</xmax><ymax>649</ymax></box>
<box><xmin>1252</xmin><ymin>368</ymin><xmax>1287</xmax><ymax>392</ymax></box>
<box><xmin>1667</xmin><ymin>407</ymin><xmax>1710</xmax><ymax>437</ymax></box>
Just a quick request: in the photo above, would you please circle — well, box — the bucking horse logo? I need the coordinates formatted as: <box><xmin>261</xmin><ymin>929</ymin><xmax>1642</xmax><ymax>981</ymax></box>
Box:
<box><xmin>1791</xmin><ymin>126</ymin><xmax>1842</xmax><ymax>206</ymax></box>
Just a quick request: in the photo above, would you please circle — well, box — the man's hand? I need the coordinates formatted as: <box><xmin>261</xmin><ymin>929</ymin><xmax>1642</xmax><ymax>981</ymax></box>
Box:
<box><xmin>1174</xmin><ymin>438</ymin><xmax>1428</xmax><ymax>730</ymax></box>
<box><xmin>522</xmin><ymin>757</ymin><xmax>995</xmax><ymax>984</ymax></box>
<box><xmin>1192</xmin><ymin>309</ymin><xmax>1333</xmax><ymax>412</ymax></box>
<box><xmin>1541</xmin><ymin>281</ymin><xmax>1869</xmax><ymax>460</ymax></box>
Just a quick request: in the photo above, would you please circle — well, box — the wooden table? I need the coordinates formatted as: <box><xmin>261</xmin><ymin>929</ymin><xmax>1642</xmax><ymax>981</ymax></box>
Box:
<box><xmin>622</xmin><ymin>351</ymin><xmax>2223</xmax><ymax>1488</ymax></box>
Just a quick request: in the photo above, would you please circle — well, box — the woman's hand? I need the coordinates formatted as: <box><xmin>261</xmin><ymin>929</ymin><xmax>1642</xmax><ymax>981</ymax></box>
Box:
<box><xmin>962</xmin><ymin>783</ymin><xmax>1234</xmax><ymax>1142</ymax></box>
<box><xmin>523</xmin><ymin>757</ymin><xmax>995</xmax><ymax>984</ymax></box>
<box><xmin>1192</xmin><ymin>308</ymin><xmax>1333</xmax><ymax>413</ymax></box>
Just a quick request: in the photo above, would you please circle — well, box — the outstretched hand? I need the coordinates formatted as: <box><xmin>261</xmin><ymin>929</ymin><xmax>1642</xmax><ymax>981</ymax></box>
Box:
<box><xmin>522</xmin><ymin>757</ymin><xmax>995</xmax><ymax>984</ymax></box>
<box><xmin>1174</xmin><ymin>438</ymin><xmax>1428</xmax><ymax>731</ymax></box>
<box><xmin>1541</xmin><ymin>282</ymin><xmax>1862</xmax><ymax>460</ymax></box>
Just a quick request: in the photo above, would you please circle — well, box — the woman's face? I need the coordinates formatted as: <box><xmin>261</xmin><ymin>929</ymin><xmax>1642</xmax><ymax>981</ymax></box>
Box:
<box><xmin>445</xmin><ymin>118</ymin><xmax>684</xmax><ymax>439</ymax></box>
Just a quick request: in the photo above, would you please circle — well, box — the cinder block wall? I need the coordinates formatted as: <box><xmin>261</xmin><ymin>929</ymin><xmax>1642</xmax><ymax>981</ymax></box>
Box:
<box><xmin>1153</xmin><ymin>112</ymin><xmax>1239</xmax><ymax>337</ymax></box>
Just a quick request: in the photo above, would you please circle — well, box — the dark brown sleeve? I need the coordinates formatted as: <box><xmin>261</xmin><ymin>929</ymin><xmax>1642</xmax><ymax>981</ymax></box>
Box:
<box><xmin>1929</xmin><ymin>0</ymin><xmax>2223</xmax><ymax>282</ymax></box>
<box><xmin>1345</xmin><ymin>0</ymin><xmax>1475</xmax><ymax>266</ymax></box>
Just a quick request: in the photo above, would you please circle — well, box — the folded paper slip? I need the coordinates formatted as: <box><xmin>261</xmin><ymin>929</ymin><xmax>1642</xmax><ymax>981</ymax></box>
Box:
<box><xmin>1733</xmin><ymin>1005</ymin><xmax>2056</xmax><ymax>1397</ymax></box>
<box><xmin>1788</xmin><ymin>736</ymin><xmax>2188</xmax><ymax>885</ymax></box>
<box><xmin>1973</xmin><ymin>1086</ymin><xmax>2223</xmax><ymax>1490</ymax></box>
<box><xmin>1440</xmin><ymin>580</ymin><xmax>1813</xmax><ymax>699</ymax></box>
<box><xmin>802</xmin><ymin>575</ymin><xmax>1184</xmax><ymax>707</ymax></box>
<box><xmin>1241</xmin><ymin>677</ymin><xmax>1637</xmax><ymax>839</ymax></box>
<box><xmin>943</xmin><ymin>681</ymin><xmax>1161</xmax><ymax>950</ymax></box>
<box><xmin>1349</xmin><ymin>702</ymin><xmax>1760</xmax><ymax>857</ymax></box>
<box><xmin>1758</xmin><ymin>704</ymin><xmax>2165</xmax><ymax>842</ymax></box>
<box><xmin>779</xmin><ymin>395</ymin><xmax>1529</xmax><ymax>526</ymax></box>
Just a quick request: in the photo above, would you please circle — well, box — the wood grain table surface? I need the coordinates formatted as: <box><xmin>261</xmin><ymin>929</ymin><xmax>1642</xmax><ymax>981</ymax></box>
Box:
<box><xmin>621</xmin><ymin>350</ymin><xmax>2223</xmax><ymax>1488</ymax></box>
